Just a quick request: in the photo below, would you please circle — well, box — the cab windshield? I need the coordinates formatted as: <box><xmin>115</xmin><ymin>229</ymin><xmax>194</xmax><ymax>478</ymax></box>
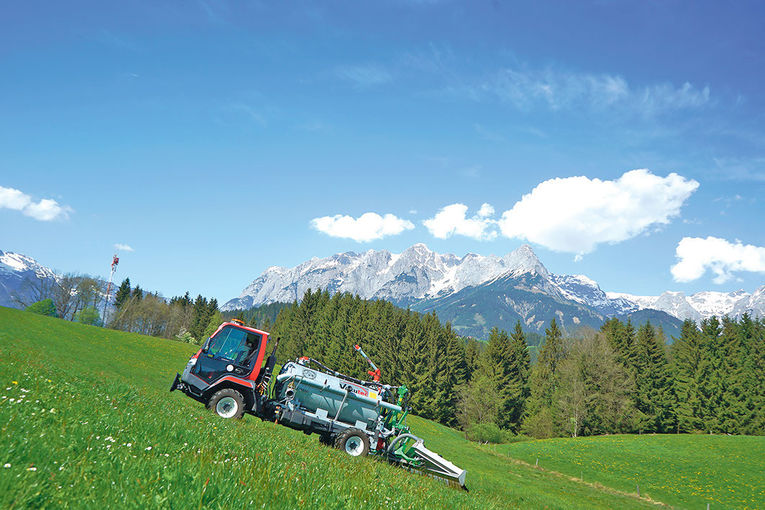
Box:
<box><xmin>206</xmin><ymin>325</ymin><xmax>262</xmax><ymax>365</ymax></box>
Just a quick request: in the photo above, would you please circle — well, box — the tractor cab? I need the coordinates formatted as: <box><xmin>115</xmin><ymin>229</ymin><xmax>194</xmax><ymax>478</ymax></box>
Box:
<box><xmin>170</xmin><ymin>320</ymin><xmax>269</xmax><ymax>406</ymax></box>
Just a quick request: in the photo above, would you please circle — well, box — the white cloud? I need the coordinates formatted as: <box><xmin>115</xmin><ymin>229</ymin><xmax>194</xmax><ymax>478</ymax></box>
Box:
<box><xmin>461</xmin><ymin>66</ymin><xmax>710</xmax><ymax>115</ymax></box>
<box><xmin>477</xmin><ymin>203</ymin><xmax>494</xmax><ymax>218</ymax></box>
<box><xmin>311</xmin><ymin>212</ymin><xmax>414</xmax><ymax>242</ymax></box>
<box><xmin>335</xmin><ymin>64</ymin><xmax>392</xmax><ymax>87</ymax></box>
<box><xmin>114</xmin><ymin>243</ymin><xmax>134</xmax><ymax>252</ymax></box>
<box><xmin>671</xmin><ymin>237</ymin><xmax>765</xmax><ymax>283</ymax></box>
<box><xmin>0</xmin><ymin>186</ymin><xmax>72</xmax><ymax>221</ymax></box>
<box><xmin>423</xmin><ymin>203</ymin><xmax>497</xmax><ymax>241</ymax></box>
<box><xmin>497</xmin><ymin>169</ymin><xmax>699</xmax><ymax>254</ymax></box>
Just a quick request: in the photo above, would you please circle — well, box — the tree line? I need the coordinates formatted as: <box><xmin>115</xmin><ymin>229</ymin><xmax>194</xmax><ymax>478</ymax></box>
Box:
<box><xmin>235</xmin><ymin>289</ymin><xmax>765</xmax><ymax>439</ymax></box>
<box><xmin>17</xmin><ymin>273</ymin><xmax>105</xmax><ymax>325</ymax></box>
<box><xmin>108</xmin><ymin>278</ymin><xmax>222</xmax><ymax>342</ymax></box>
<box><xmin>21</xmin><ymin>275</ymin><xmax>223</xmax><ymax>344</ymax></box>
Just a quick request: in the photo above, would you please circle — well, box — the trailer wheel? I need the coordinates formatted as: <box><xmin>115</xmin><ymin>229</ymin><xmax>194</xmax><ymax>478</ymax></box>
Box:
<box><xmin>334</xmin><ymin>428</ymin><xmax>370</xmax><ymax>457</ymax></box>
<box><xmin>208</xmin><ymin>388</ymin><xmax>245</xmax><ymax>420</ymax></box>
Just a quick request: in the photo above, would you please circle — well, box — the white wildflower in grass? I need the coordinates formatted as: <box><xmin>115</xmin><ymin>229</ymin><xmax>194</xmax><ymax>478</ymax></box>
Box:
<box><xmin>50</xmin><ymin>408</ymin><xmax>55</xmax><ymax>413</ymax></box>
<box><xmin>126</xmin><ymin>443</ymin><xmax>132</xmax><ymax>447</ymax></box>
<box><xmin>145</xmin><ymin>446</ymin><xmax>152</xmax><ymax>451</ymax></box>
<box><xmin>3</xmin><ymin>463</ymin><xmax>10</xmax><ymax>468</ymax></box>
<box><xmin>20</xmin><ymin>388</ymin><xmax>29</xmax><ymax>393</ymax></box>
<box><xmin>27</xmin><ymin>466</ymin><xmax>37</xmax><ymax>472</ymax></box>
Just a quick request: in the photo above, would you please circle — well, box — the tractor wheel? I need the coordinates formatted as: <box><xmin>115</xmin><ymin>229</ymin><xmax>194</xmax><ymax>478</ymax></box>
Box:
<box><xmin>334</xmin><ymin>428</ymin><xmax>370</xmax><ymax>457</ymax></box>
<box><xmin>318</xmin><ymin>433</ymin><xmax>334</xmax><ymax>447</ymax></box>
<box><xmin>208</xmin><ymin>388</ymin><xmax>245</xmax><ymax>420</ymax></box>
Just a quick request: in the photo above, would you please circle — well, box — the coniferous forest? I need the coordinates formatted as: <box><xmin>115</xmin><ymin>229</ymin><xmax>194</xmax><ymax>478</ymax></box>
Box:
<box><xmin>232</xmin><ymin>289</ymin><xmax>765</xmax><ymax>440</ymax></box>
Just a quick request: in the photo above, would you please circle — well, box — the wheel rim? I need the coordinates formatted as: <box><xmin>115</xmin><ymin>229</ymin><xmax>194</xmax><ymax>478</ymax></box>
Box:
<box><xmin>216</xmin><ymin>396</ymin><xmax>238</xmax><ymax>418</ymax></box>
<box><xmin>345</xmin><ymin>436</ymin><xmax>364</xmax><ymax>456</ymax></box>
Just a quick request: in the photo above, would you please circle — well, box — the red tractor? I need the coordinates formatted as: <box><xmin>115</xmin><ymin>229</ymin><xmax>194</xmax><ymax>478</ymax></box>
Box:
<box><xmin>170</xmin><ymin>319</ymin><xmax>274</xmax><ymax>419</ymax></box>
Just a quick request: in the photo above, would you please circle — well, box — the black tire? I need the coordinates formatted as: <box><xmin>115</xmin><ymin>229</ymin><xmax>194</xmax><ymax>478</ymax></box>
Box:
<box><xmin>334</xmin><ymin>428</ymin><xmax>370</xmax><ymax>457</ymax></box>
<box><xmin>319</xmin><ymin>433</ymin><xmax>334</xmax><ymax>447</ymax></box>
<box><xmin>208</xmin><ymin>388</ymin><xmax>245</xmax><ymax>420</ymax></box>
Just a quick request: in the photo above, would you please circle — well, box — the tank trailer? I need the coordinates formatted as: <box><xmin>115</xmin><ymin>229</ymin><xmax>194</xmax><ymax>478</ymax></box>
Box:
<box><xmin>170</xmin><ymin>320</ymin><xmax>467</xmax><ymax>488</ymax></box>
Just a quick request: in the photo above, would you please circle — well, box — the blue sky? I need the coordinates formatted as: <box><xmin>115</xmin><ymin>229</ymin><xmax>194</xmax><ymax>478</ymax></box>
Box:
<box><xmin>1</xmin><ymin>1</ymin><xmax>763</xmax><ymax>303</ymax></box>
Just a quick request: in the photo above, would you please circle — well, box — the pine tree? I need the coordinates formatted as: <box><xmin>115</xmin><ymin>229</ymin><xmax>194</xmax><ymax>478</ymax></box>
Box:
<box><xmin>507</xmin><ymin>321</ymin><xmax>531</xmax><ymax>431</ymax></box>
<box><xmin>113</xmin><ymin>278</ymin><xmax>131</xmax><ymax>309</ymax></box>
<box><xmin>672</xmin><ymin>320</ymin><xmax>706</xmax><ymax>432</ymax></box>
<box><xmin>634</xmin><ymin>322</ymin><xmax>676</xmax><ymax>433</ymax></box>
<box><xmin>739</xmin><ymin>315</ymin><xmax>765</xmax><ymax>434</ymax></box>
<box><xmin>523</xmin><ymin>318</ymin><xmax>566</xmax><ymax>438</ymax></box>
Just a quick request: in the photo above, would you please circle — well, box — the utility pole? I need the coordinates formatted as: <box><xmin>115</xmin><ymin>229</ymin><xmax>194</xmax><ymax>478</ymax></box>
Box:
<box><xmin>102</xmin><ymin>254</ymin><xmax>119</xmax><ymax>325</ymax></box>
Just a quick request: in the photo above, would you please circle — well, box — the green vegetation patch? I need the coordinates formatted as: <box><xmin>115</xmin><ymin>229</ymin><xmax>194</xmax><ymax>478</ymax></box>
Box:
<box><xmin>495</xmin><ymin>434</ymin><xmax>765</xmax><ymax>509</ymax></box>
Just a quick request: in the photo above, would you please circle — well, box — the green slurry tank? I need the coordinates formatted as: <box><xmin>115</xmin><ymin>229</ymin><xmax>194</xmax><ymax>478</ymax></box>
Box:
<box><xmin>274</xmin><ymin>360</ymin><xmax>402</xmax><ymax>430</ymax></box>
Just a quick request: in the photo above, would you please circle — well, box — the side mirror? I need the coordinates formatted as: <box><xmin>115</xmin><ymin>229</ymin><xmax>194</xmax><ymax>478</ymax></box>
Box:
<box><xmin>202</xmin><ymin>337</ymin><xmax>211</xmax><ymax>352</ymax></box>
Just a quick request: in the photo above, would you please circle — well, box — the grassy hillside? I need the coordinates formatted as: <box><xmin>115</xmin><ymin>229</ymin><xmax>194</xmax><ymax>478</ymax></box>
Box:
<box><xmin>492</xmin><ymin>434</ymin><xmax>765</xmax><ymax>509</ymax></box>
<box><xmin>0</xmin><ymin>307</ymin><xmax>757</xmax><ymax>508</ymax></box>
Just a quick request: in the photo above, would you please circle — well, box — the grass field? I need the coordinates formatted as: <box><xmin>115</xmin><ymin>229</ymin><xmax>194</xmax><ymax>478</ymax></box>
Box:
<box><xmin>0</xmin><ymin>306</ymin><xmax>760</xmax><ymax>509</ymax></box>
<box><xmin>491</xmin><ymin>431</ymin><xmax>765</xmax><ymax>509</ymax></box>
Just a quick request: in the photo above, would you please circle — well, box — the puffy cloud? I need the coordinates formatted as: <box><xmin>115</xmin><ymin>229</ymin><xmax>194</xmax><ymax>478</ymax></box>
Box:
<box><xmin>497</xmin><ymin>169</ymin><xmax>698</xmax><ymax>254</ymax></box>
<box><xmin>114</xmin><ymin>244</ymin><xmax>134</xmax><ymax>252</ymax></box>
<box><xmin>671</xmin><ymin>237</ymin><xmax>765</xmax><ymax>283</ymax></box>
<box><xmin>311</xmin><ymin>212</ymin><xmax>414</xmax><ymax>242</ymax></box>
<box><xmin>0</xmin><ymin>186</ymin><xmax>72</xmax><ymax>221</ymax></box>
<box><xmin>423</xmin><ymin>203</ymin><xmax>497</xmax><ymax>241</ymax></box>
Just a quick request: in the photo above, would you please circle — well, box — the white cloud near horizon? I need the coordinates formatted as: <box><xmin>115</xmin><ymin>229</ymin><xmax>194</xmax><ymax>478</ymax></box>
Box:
<box><xmin>0</xmin><ymin>185</ymin><xmax>72</xmax><ymax>221</ymax></box>
<box><xmin>423</xmin><ymin>203</ymin><xmax>497</xmax><ymax>241</ymax></box>
<box><xmin>497</xmin><ymin>169</ymin><xmax>699</xmax><ymax>254</ymax></box>
<box><xmin>311</xmin><ymin>212</ymin><xmax>414</xmax><ymax>242</ymax></box>
<box><xmin>114</xmin><ymin>243</ymin><xmax>134</xmax><ymax>252</ymax></box>
<box><xmin>671</xmin><ymin>237</ymin><xmax>765</xmax><ymax>283</ymax></box>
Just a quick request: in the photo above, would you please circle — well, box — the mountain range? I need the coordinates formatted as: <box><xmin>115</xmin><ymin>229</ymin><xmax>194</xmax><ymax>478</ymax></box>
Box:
<box><xmin>2</xmin><ymin>246</ymin><xmax>762</xmax><ymax>340</ymax></box>
<box><xmin>221</xmin><ymin>244</ymin><xmax>765</xmax><ymax>338</ymax></box>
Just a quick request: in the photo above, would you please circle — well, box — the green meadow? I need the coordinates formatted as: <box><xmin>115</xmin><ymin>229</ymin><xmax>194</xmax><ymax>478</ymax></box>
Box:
<box><xmin>1</xmin><ymin>306</ymin><xmax>761</xmax><ymax>508</ymax></box>
<box><xmin>491</xmin><ymin>432</ymin><xmax>765</xmax><ymax>509</ymax></box>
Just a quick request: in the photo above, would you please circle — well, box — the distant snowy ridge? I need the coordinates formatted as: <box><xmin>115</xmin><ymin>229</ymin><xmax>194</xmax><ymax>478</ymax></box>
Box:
<box><xmin>607</xmin><ymin>288</ymin><xmax>765</xmax><ymax>321</ymax></box>
<box><xmin>222</xmin><ymin>243</ymin><xmax>549</xmax><ymax>310</ymax></box>
<box><xmin>223</xmin><ymin>243</ymin><xmax>765</xmax><ymax>322</ymax></box>
<box><xmin>0</xmin><ymin>250</ymin><xmax>57</xmax><ymax>308</ymax></box>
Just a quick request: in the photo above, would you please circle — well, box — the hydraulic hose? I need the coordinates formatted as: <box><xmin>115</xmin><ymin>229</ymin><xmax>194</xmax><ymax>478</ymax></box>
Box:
<box><xmin>386</xmin><ymin>433</ymin><xmax>422</xmax><ymax>456</ymax></box>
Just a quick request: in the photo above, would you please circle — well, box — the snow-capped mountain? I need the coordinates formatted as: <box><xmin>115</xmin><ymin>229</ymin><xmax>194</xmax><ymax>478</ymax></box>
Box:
<box><xmin>550</xmin><ymin>274</ymin><xmax>637</xmax><ymax>316</ymax></box>
<box><xmin>607</xmin><ymin>288</ymin><xmax>764</xmax><ymax>321</ymax></box>
<box><xmin>224</xmin><ymin>244</ymin><xmax>765</xmax><ymax>325</ymax></box>
<box><xmin>222</xmin><ymin>243</ymin><xmax>549</xmax><ymax>311</ymax></box>
<box><xmin>0</xmin><ymin>250</ymin><xmax>57</xmax><ymax>308</ymax></box>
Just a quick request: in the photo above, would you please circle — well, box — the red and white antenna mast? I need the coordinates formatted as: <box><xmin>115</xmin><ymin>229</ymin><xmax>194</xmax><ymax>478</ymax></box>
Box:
<box><xmin>102</xmin><ymin>254</ymin><xmax>120</xmax><ymax>324</ymax></box>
